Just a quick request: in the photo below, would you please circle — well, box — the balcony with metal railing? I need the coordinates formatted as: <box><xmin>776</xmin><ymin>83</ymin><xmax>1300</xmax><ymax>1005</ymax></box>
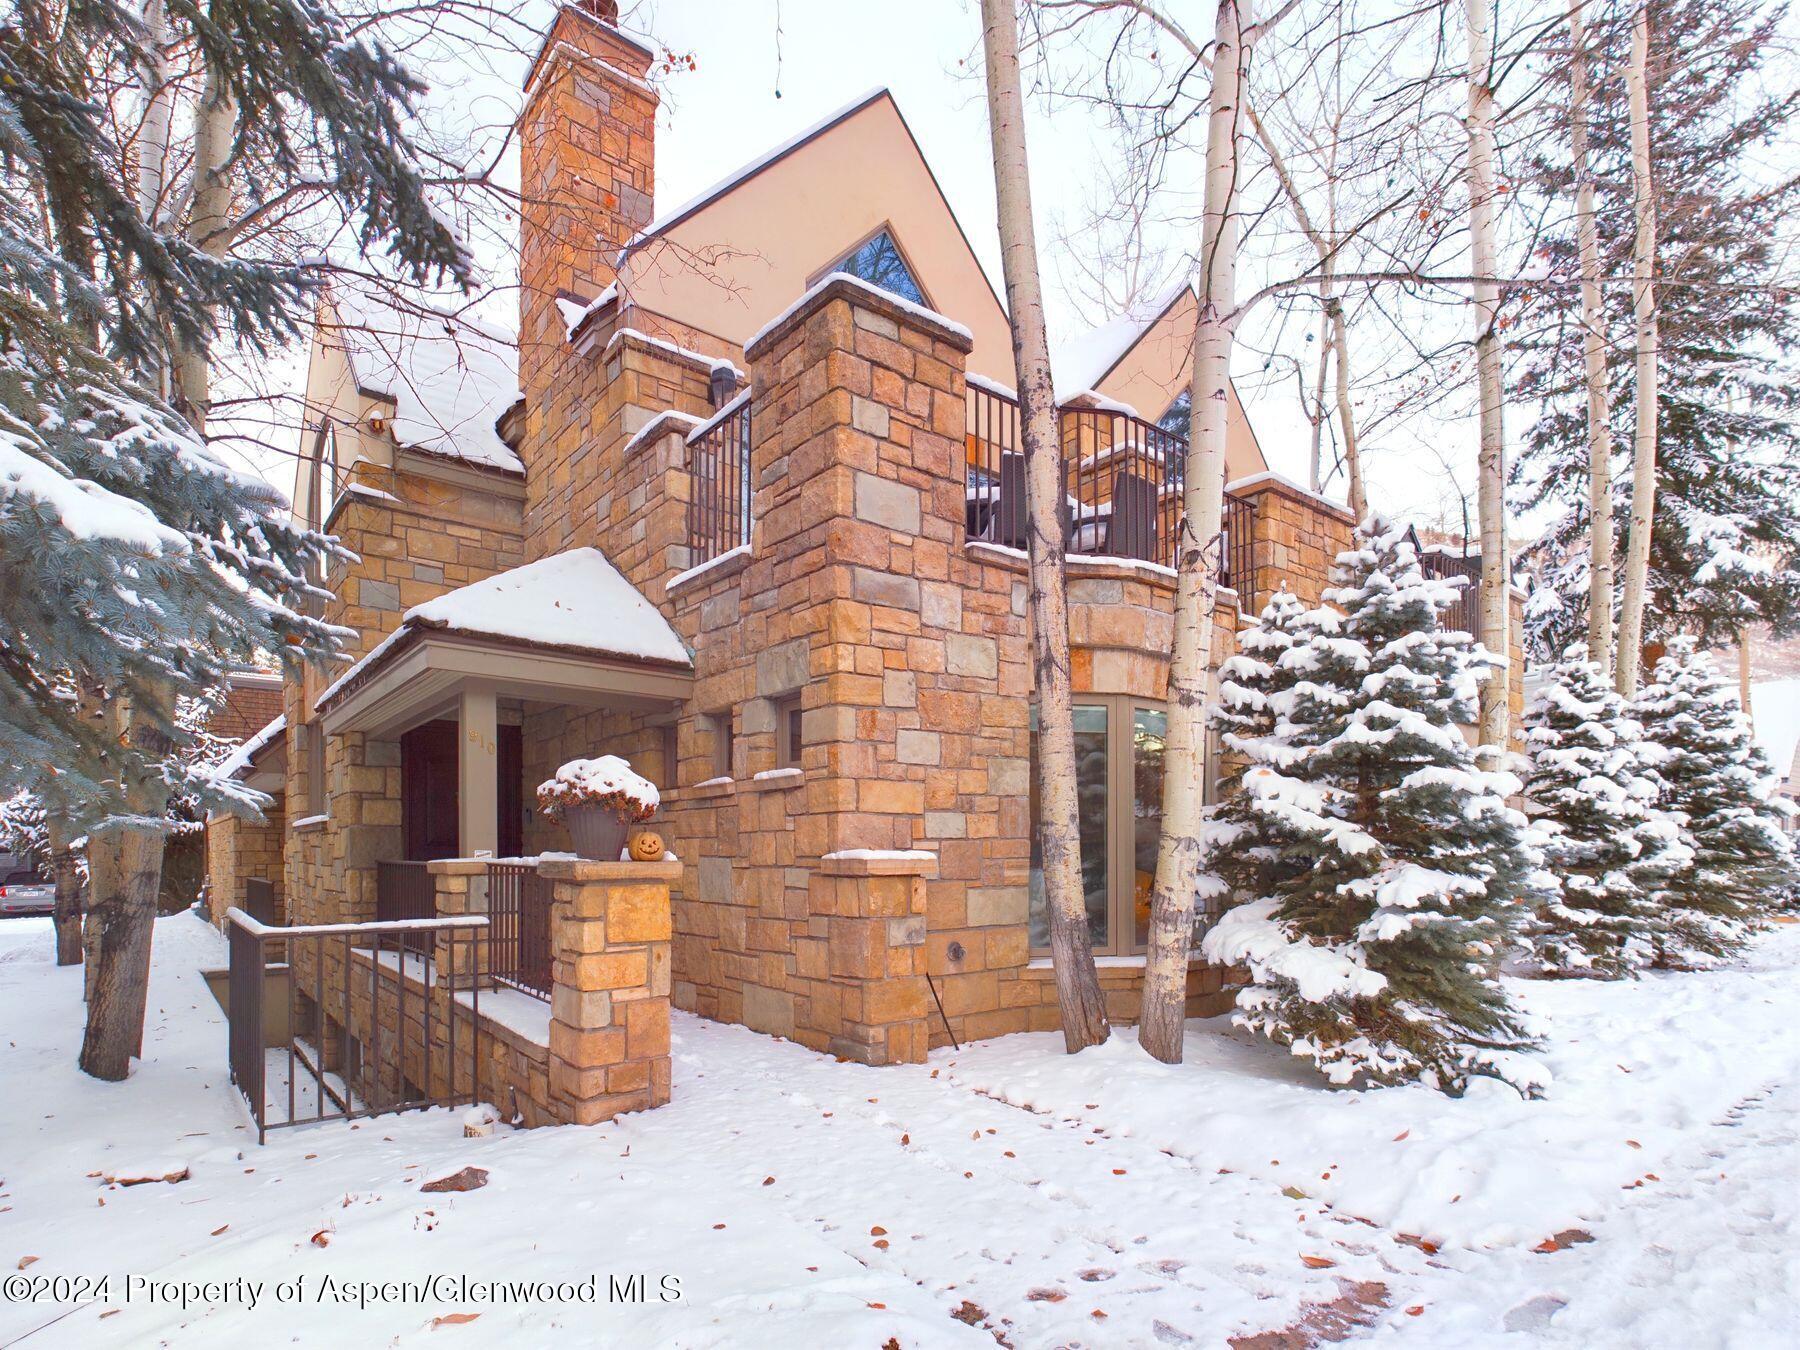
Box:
<box><xmin>964</xmin><ymin>379</ymin><xmax>1257</xmax><ymax>598</ymax></box>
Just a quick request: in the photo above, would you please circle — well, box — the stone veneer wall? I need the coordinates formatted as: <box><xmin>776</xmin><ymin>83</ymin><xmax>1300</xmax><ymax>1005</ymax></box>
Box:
<box><xmin>280</xmin><ymin>457</ymin><xmax>525</xmax><ymax>931</ymax></box>
<box><xmin>204</xmin><ymin>804</ymin><xmax>285</xmax><ymax>927</ymax></box>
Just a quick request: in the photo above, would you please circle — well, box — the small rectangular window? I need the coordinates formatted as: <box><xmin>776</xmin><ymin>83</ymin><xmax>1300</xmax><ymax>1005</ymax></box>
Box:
<box><xmin>710</xmin><ymin>710</ymin><xmax>734</xmax><ymax>779</ymax></box>
<box><xmin>776</xmin><ymin>694</ymin><xmax>804</xmax><ymax>770</ymax></box>
<box><xmin>660</xmin><ymin>722</ymin><xmax>679</xmax><ymax>790</ymax></box>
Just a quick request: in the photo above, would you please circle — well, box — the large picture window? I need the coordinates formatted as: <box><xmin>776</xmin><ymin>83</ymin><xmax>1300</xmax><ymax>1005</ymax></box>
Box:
<box><xmin>1027</xmin><ymin>697</ymin><xmax>1182</xmax><ymax>957</ymax></box>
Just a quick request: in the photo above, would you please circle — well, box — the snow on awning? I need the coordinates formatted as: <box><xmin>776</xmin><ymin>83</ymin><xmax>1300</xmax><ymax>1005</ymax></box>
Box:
<box><xmin>314</xmin><ymin>548</ymin><xmax>692</xmax><ymax>716</ymax></box>
<box><xmin>405</xmin><ymin>547</ymin><xmax>691</xmax><ymax>666</ymax></box>
<box><xmin>211</xmin><ymin>713</ymin><xmax>287</xmax><ymax>783</ymax></box>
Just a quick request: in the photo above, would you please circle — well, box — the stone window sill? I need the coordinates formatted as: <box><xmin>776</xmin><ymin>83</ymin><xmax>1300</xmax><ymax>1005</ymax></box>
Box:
<box><xmin>672</xmin><ymin>776</ymin><xmax>738</xmax><ymax>802</ymax></box>
<box><xmin>740</xmin><ymin>767</ymin><xmax>807</xmax><ymax>794</ymax></box>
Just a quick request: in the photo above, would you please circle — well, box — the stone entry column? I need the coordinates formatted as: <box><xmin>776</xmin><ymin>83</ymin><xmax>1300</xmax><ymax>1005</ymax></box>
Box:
<box><xmin>540</xmin><ymin>858</ymin><xmax>676</xmax><ymax>1123</ymax></box>
<box><xmin>808</xmin><ymin>852</ymin><xmax>935</xmax><ymax>1064</ymax></box>
<box><xmin>427</xmin><ymin>858</ymin><xmax>491</xmax><ymax>987</ymax></box>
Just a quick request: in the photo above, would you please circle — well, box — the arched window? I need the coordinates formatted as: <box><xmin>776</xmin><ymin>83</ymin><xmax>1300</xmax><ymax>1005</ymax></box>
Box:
<box><xmin>317</xmin><ymin>425</ymin><xmax>341</xmax><ymax>523</ymax></box>
<box><xmin>825</xmin><ymin>227</ymin><xmax>928</xmax><ymax>307</ymax></box>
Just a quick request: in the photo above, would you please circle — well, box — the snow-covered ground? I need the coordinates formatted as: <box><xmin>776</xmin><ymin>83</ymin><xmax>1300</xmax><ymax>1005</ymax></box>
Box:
<box><xmin>1</xmin><ymin>910</ymin><xmax>1796</xmax><ymax>1348</ymax></box>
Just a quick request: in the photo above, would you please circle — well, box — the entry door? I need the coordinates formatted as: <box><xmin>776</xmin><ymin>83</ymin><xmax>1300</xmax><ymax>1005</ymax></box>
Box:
<box><xmin>402</xmin><ymin>720</ymin><xmax>459</xmax><ymax>861</ymax></box>
<box><xmin>402</xmin><ymin>718</ymin><xmax>525</xmax><ymax>860</ymax></box>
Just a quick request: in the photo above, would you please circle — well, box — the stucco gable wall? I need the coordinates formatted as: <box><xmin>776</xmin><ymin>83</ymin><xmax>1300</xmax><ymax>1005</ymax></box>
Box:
<box><xmin>619</xmin><ymin>94</ymin><xmax>1014</xmax><ymax>386</ymax></box>
<box><xmin>1087</xmin><ymin>289</ymin><xmax>1269</xmax><ymax>484</ymax></box>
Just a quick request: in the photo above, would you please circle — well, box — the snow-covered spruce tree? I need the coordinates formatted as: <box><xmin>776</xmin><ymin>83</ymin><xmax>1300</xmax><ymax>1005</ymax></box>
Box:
<box><xmin>1199</xmin><ymin>588</ymin><xmax>1345</xmax><ymax>918</ymax></box>
<box><xmin>1519</xmin><ymin>650</ymin><xmax>1691</xmax><ymax>977</ymax></box>
<box><xmin>1202</xmin><ymin>520</ymin><xmax>1545</xmax><ymax>1095</ymax></box>
<box><xmin>2</xmin><ymin>0</ymin><xmax>470</xmax><ymax>1079</ymax></box>
<box><xmin>1634</xmin><ymin>638</ymin><xmax>1796</xmax><ymax>959</ymax></box>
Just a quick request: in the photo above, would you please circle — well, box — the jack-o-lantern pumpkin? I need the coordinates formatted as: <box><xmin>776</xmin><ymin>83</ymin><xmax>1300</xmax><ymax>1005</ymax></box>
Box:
<box><xmin>628</xmin><ymin>830</ymin><xmax>665</xmax><ymax>862</ymax></box>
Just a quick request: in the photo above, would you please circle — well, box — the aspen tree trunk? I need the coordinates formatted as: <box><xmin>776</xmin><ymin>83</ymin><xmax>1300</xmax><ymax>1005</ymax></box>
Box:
<box><xmin>1328</xmin><ymin>293</ymin><xmax>1365</xmax><ymax>521</ymax></box>
<box><xmin>171</xmin><ymin>53</ymin><xmax>236</xmax><ymax>428</ymax></box>
<box><xmin>978</xmin><ymin>0</ymin><xmax>1109</xmax><ymax>1051</ymax></box>
<box><xmin>1140</xmin><ymin>0</ymin><xmax>1253</xmax><ymax>1064</ymax></box>
<box><xmin>1568</xmin><ymin>1</ymin><xmax>1616</xmax><ymax>675</ymax></box>
<box><xmin>135</xmin><ymin>0</ymin><xmax>174</xmax><ymax>225</ymax></box>
<box><xmin>1738</xmin><ymin>635</ymin><xmax>1753</xmax><ymax>728</ymax></box>
<box><xmin>48</xmin><ymin>820</ymin><xmax>83</xmax><ymax>966</ymax></box>
<box><xmin>1466</xmin><ymin>0</ymin><xmax>1510</xmax><ymax>751</ymax></box>
<box><xmin>1616</xmin><ymin>1</ymin><xmax>1659</xmax><ymax>696</ymax></box>
<box><xmin>1309</xmin><ymin>304</ymin><xmax>1330</xmax><ymax>491</ymax></box>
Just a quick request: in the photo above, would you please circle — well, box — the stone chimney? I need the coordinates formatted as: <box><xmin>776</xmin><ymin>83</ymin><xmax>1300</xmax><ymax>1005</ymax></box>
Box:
<box><xmin>517</xmin><ymin>1</ymin><xmax>657</xmax><ymax>388</ymax></box>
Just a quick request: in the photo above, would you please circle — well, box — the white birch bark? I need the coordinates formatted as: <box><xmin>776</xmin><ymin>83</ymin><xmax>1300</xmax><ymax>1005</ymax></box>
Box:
<box><xmin>1567</xmin><ymin>1</ymin><xmax>1616</xmax><ymax>675</ymax></box>
<box><xmin>172</xmin><ymin>52</ymin><xmax>237</xmax><ymax>431</ymax></box>
<box><xmin>1466</xmin><ymin>0</ymin><xmax>1511</xmax><ymax>751</ymax></box>
<box><xmin>134</xmin><ymin>0</ymin><xmax>174</xmax><ymax>226</ymax></box>
<box><xmin>979</xmin><ymin>0</ymin><xmax>1110</xmax><ymax>1051</ymax></box>
<box><xmin>1139</xmin><ymin>0</ymin><xmax>1255</xmax><ymax>1064</ymax></box>
<box><xmin>1615</xmin><ymin>1</ymin><xmax>1660</xmax><ymax>696</ymax></box>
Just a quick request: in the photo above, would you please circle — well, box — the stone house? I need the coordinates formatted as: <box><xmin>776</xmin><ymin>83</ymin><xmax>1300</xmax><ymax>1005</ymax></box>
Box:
<box><xmin>209</xmin><ymin>0</ymin><xmax>1521</xmax><ymax>1127</ymax></box>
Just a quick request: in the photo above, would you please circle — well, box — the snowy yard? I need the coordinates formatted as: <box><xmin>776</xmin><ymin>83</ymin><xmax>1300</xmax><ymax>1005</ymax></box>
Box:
<box><xmin>1</xmin><ymin>911</ymin><xmax>1796</xmax><ymax>1348</ymax></box>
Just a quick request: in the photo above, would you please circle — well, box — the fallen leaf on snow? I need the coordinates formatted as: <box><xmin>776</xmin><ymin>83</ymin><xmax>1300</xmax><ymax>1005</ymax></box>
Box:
<box><xmin>210</xmin><ymin>1225</ymin><xmax>229</xmax><ymax>1237</ymax></box>
<box><xmin>17</xmin><ymin>1256</ymin><xmax>37</xmax><ymax>1269</ymax></box>
<box><xmin>1301</xmin><ymin>1255</ymin><xmax>1337</xmax><ymax>1270</ymax></box>
<box><xmin>420</xmin><ymin>1167</ymin><xmax>488</xmax><ymax>1194</ymax></box>
<box><xmin>104</xmin><ymin>1165</ymin><xmax>189</xmax><ymax>1187</ymax></box>
<box><xmin>431</xmin><ymin>1312</ymin><xmax>480</xmax><ymax>1328</ymax></box>
<box><xmin>310</xmin><ymin>1231</ymin><xmax>331</xmax><ymax>1248</ymax></box>
<box><xmin>1027</xmin><ymin>1288</ymin><xmax>1068</xmax><ymax>1302</ymax></box>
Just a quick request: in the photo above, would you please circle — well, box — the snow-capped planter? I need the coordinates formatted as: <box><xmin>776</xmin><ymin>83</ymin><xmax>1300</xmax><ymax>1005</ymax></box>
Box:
<box><xmin>536</xmin><ymin>756</ymin><xmax>659</xmax><ymax>861</ymax></box>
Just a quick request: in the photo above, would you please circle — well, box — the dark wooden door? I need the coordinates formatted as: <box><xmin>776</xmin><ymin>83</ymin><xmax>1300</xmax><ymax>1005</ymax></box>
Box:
<box><xmin>401</xmin><ymin>720</ymin><xmax>459</xmax><ymax>861</ymax></box>
<box><xmin>498</xmin><ymin>723</ymin><xmax>523</xmax><ymax>857</ymax></box>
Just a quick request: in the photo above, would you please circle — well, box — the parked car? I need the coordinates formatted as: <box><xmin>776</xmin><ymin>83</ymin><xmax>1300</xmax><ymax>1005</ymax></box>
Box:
<box><xmin>0</xmin><ymin>850</ymin><xmax>41</xmax><ymax>886</ymax></box>
<box><xmin>0</xmin><ymin>880</ymin><xmax>55</xmax><ymax>917</ymax></box>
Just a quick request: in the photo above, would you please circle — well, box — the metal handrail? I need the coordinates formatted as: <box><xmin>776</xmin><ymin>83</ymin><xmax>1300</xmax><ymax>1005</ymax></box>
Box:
<box><xmin>225</xmin><ymin>908</ymin><xmax>488</xmax><ymax>1144</ymax></box>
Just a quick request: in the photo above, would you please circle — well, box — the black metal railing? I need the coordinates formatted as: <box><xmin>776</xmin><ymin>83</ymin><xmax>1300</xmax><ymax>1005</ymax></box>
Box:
<box><xmin>376</xmin><ymin>859</ymin><xmax>435</xmax><ymax>951</ymax></box>
<box><xmin>963</xmin><ymin>383</ymin><xmax>1256</xmax><ymax>596</ymax></box>
<box><xmin>487</xmin><ymin>862</ymin><xmax>555</xmax><ymax>1001</ymax></box>
<box><xmin>687</xmin><ymin>393</ymin><xmax>752</xmax><ymax>567</ymax></box>
<box><xmin>243</xmin><ymin>875</ymin><xmax>281</xmax><ymax>926</ymax></box>
<box><xmin>1419</xmin><ymin>549</ymin><xmax>1481</xmax><ymax>640</ymax></box>
<box><xmin>226</xmin><ymin>908</ymin><xmax>486</xmax><ymax>1144</ymax></box>
<box><xmin>1221</xmin><ymin>492</ymin><xmax>1255</xmax><ymax>601</ymax></box>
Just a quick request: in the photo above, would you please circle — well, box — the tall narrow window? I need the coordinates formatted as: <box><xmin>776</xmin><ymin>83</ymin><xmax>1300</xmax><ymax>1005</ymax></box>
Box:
<box><xmin>709</xmin><ymin>710</ymin><xmax>734</xmax><ymax>780</ymax></box>
<box><xmin>830</xmin><ymin>228</ymin><xmax>927</xmax><ymax>307</ymax></box>
<box><xmin>775</xmin><ymin>694</ymin><xmax>804</xmax><ymax>770</ymax></box>
<box><xmin>1028</xmin><ymin>704</ymin><xmax>1110</xmax><ymax>950</ymax></box>
<box><xmin>1025</xmin><ymin>697</ymin><xmax>1202</xmax><ymax>957</ymax></box>
<box><xmin>318</xmin><ymin>425</ymin><xmax>341</xmax><ymax>521</ymax></box>
<box><xmin>304</xmin><ymin>721</ymin><xmax>325</xmax><ymax>816</ymax></box>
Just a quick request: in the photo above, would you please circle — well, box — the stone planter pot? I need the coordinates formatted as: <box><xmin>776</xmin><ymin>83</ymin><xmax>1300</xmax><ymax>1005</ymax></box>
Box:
<box><xmin>563</xmin><ymin>803</ymin><xmax>632</xmax><ymax>861</ymax></box>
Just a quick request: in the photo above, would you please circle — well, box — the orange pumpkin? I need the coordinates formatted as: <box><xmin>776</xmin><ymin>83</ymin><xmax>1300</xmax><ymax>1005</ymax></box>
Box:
<box><xmin>628</xmin><ymin>830</ymin><xmax>665</xmax><ymax>862</ymax></box>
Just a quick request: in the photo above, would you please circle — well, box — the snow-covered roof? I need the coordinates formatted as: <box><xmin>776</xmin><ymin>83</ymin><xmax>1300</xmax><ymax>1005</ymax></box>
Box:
<box><xmin>211</xmin><ymin>713</ymin><xmax>287</xmax><ymax>783</ymax></box>
<box><xmin>404</xmin><ymin>548</ymin><xmax>688</xmax><ymax>666</ymax></box>
<box><xmin>316</xmin><ymin>549</ymin><xmax>691</xmax><ymax>713</ymax></box>
<box><xmin>322</xmin><ymin>291</ymin><xmax>523</xmax><ymax>475</ymax></box>
<box><xmin>1050</xmin><ymin>281</ymin><xmax>1189</xmax><ymax>396</ymax></box>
